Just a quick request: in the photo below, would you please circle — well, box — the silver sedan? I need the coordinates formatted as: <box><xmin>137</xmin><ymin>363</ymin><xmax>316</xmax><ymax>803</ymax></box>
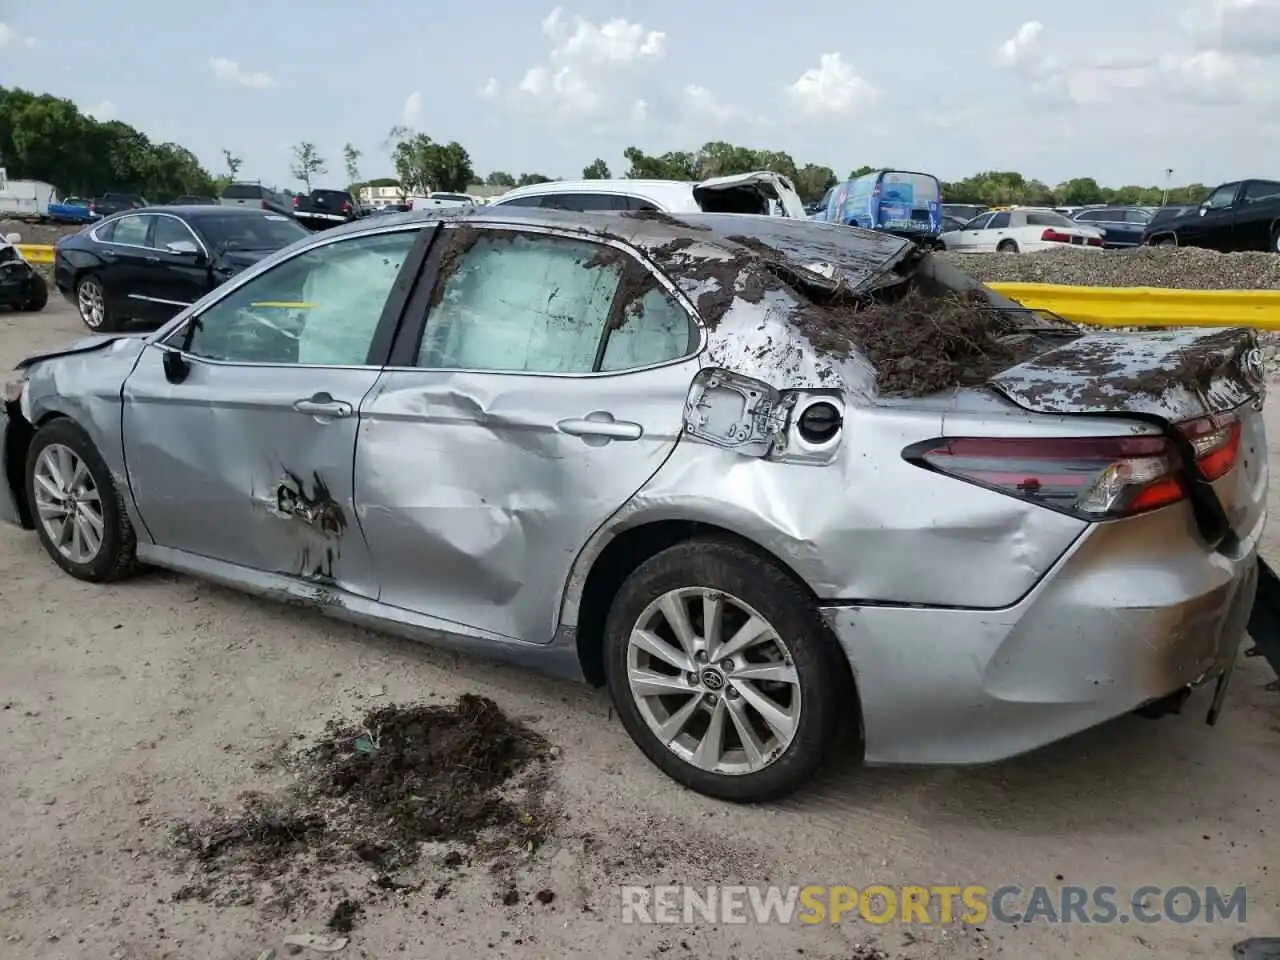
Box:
<box><xmin>0</xmin><ymin>207</ymin><xmax>1270</xmax><ymax>801</ymax></box>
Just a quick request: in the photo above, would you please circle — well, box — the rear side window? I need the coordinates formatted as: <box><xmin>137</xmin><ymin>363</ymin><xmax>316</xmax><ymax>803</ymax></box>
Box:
<box><xmin>880</xmin><ymin>172</ymin><xmax>941</xmax><ymax>204</ymax></box>
<box><xmin>417</xmin><ymin>230</ymin><xmax>692</xmax><ymax>374</ymax></box>
<box><xmin>537</xmin><ymin>193</ymin><xmax>629</xmax><ymax>212</ymax></box>
<box><xmin>627</xmin><ymin>197</ymin><xmax>661</xmax><ymax>212</ymax></box>
<box><xmin>1074</xmin><ymin>210</ymin><xmax>1102</xmax><ymax>222</ymax></box>
<box><xmin>1243</xmin><ymin>181</ymin><xmax>1280</xmax><ymax>204</ymax></box>
<box><xmin>987</xmin><ymin>212</ymin><xmax>1011</xmax><ymax>228</ymax></box>
<box><xmin>1025</xmin><ymin>212</ymin><xmax>1075</xmax><ymax>227</ymax></box>
<box><xmin>497</xmin><ymin>195</ymin><xmax>544</xmax><ymax>208</ymax></box>
<box><xmin>111</xmin><ymin>215</ymin><xmax>151</xmax><ymax>246</ymax></box>
<box><xmin>221</xmin><ymin>184</ymin><xmax>263</xmax><ymax>200</ymax></box>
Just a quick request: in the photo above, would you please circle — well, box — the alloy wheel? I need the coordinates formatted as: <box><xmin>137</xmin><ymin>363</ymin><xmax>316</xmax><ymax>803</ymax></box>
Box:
<box><xmin>77</xmin><ymin>279</ymin><xmax>104</xmax><ymax>328</ymax></box>
<box><xmin>32</xmin><ymin>443</ymin><xmax>105</xmax><ymax>564</ymax></box>
<box><xmin>625</xmin><ymin>587</ymin><xmax>801</xmax><ymax>776</ymax></box>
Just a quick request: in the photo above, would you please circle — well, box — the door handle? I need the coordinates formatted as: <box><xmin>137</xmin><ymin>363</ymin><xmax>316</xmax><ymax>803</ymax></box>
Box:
<box><xmin>557</xmin><ymin>413</ymin><xmax>643</xmax><ymax>441</ymax></box>
<box><xmin>293</xmin><ymin>392</ymin><xmax>353</xmax><ymax>419</ymax></box>
<box><xmin>146</xmin><ymin>255</ymin><xmax>160</xmax><ymax>263</ymax></box>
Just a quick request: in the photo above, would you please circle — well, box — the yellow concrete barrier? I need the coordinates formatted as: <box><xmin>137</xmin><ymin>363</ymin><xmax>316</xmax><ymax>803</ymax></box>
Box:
<box><xmin>988</xmin><ymin>282</ymin><xmax>1280</xmax><ymax>329</ymax></box>
<box><xmin>15</xmin><ymin>244</ymin><xmax>54</xmax><ymax>264</ymax></box>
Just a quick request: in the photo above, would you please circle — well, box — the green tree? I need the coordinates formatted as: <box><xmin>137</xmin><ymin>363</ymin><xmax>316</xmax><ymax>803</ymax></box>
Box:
<box><xmin>794</xmin><ymin>163</ymin><xmax>837</xmax><ymax>204</ymax></box>
<box><xmin>486</xmin><ymin>170</ymin><xmax>516</xmax><ymax>187</ymax></box>
<box><xmin>849</xmin><ymin>165</ymin><xmax>880</xmax><ymax>179</ymax></box>
<box><xmin>387</xmin><ymin>127</ymin><xmax>475</xmax><ymax>193</ymax></box>
<box><xmin>342</xmin><ymin>142</ymin><xmax>361</xmax><ymax>189</ymax></box>
<box><xmin>290</xmin><ymin>142</ymin><xmax>327</xmax><ymax>191</ymax></box>
<box><xmin>222</xmin><ymin>149</ymin><xmax>242</xmax><ymax>179</ymax></box>
<box><xmin>517</xmin><ymin>172</ymin><xmax>553</xmax><ymax>186</ymax></box>
<box><xmin>582</xmin><ymin>158</ymin><xmax>611</xmax><ymax>179</ymax></box>
<box><xmin>622</xmin><ymin>146</ymin><xmax>698</xmax><ymax>180</ymax></box>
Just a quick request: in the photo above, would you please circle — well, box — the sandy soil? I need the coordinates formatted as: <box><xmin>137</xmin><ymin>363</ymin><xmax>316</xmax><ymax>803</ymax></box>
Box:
<box><xmin>0</xmin><ymin>299</ymin><xmax>1277</xmax><ymax>960</ymax></box>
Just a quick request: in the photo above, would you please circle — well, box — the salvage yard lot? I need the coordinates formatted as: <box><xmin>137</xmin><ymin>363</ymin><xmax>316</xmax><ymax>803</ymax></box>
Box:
<box><xmin>1</xmin><ymin>298</ymin><xmax>1279</xmax><ymax>960</ymax></box>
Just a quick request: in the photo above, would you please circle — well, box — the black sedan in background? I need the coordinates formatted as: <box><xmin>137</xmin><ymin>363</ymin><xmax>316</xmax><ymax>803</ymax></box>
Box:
<box><xmin>1070</xmin><ymin>205</ymin><xmax>1153</xmax><ymax>248</ymax></box>
<box><xmin>54</xmin><ymin>205</ymin><xmax>311</xmax><ymax>332</ymax></box>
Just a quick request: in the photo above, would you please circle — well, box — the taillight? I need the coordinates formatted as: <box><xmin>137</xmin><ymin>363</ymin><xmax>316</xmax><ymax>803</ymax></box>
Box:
<box><xmin>1086</xmin><ymin>235</ymin><xmax>1103</xmax><ymax>246</ymax></box>
<box><xmin>341</xmin><ymin>200</ymin><xmax>352</xmax><ymax>213</ymax></box>
<box><xmin>292</xmin><ymin>196</ymin><xmax>299</xmax><ymax>207</ymax></box>
<box><xmin>905</xmin><ymin>412</ymin><xmax>1243</xmax><ymax>521</ymax></box>
<box><xmin>262</xmin><ymin>199</ymin><xmax>269</xmax><ymax>209</ymax></box>
<box><xmin>1040</xmin><ymin>228</ymin><xmax>1073</xmax><ymax>243</ymax></box>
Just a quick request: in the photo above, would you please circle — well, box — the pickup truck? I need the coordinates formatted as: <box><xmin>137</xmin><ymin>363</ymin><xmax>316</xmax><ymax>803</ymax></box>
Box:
<box><xmin>47</xmin><ymin>197</ymin><xmax>99</xmax><ymax>224</ymax></box>
<box><xmin>91</xmin><ymin>193</ymin><xmax>148</xmax><ymax>217</ymax></box>
<box><xmin>291</xmin><ymin>189</ymin><xmax>365</xmax><ymax>230</ymax></box>
<box><xmin>1143</xmin><ymin>179</ymin><xmax>1280</xmax><ymax>252</ymax></box>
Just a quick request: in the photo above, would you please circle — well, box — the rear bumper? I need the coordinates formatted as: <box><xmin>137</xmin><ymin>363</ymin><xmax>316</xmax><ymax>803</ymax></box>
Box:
<box><xmin>823</xmin><ymin>505</ymin><xmax>1260</xmax><ymax>765</ymax></box>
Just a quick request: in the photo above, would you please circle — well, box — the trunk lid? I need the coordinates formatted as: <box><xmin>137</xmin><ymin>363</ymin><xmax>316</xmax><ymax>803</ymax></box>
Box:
<box><xmin>988</xmin><ymin>327</ymin><xmax>1264</xmax><ymax>422</ymax></box>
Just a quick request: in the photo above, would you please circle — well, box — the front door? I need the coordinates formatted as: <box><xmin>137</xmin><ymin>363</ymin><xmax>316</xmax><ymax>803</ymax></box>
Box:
<box><xmin>1182</xmin><ymin>182</ymin><xmax>1239</xmax><ymax>250</ymax></box>
<box><xmin>356</xmin><ymin>224</ymin><xmax>701</xmax><ymax>643</ymax></box>
<box><xmin>143</xmin><ymin>213</ymin><xmax>213</xmax><ymax>319</ymax></box>
<box><xmin>120</xmin><ymin>225</ymin><xmax>428</xmax><ymax>597</ymax></box>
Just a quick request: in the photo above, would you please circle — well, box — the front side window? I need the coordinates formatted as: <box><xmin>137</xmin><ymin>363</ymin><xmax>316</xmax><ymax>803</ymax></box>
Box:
<box><xmin>153</xmin><ymin>216</ymin><xmax>198</xmax><ymax>251</ymax></box>
<box><xmin>416</xmin><ymin>229</ymin><xmax>692</xmax><ymax>374</ymax></box>
<box><xmin>1205</xmin><ymin>184</ymin><xmax>1238</xmax><ymax>209</ymax></box>
<box><xmin>987</xmin><ymin>212</ymin><xmax>1011</xmax><ymax>229</ymax></box>
<box><xmin>173</xmin><ymin>229</ymin><xmax>419</xmax><ymax>365</ymax></box>
<box><xmin>965</xmin><ymin>213</ymin><xmax>995</xmax><ymax>230</ymax></box>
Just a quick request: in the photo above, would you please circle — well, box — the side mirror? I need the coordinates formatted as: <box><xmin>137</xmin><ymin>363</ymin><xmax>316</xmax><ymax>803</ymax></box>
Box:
<box><xmin>161</xmin><ymin>348</ymin><xmax>190</xmax><ymax>384</ymax></box>
<box><xmin>3</xmin><ymin>233</ymin><xmax>20</xmax><ymax>244</ymax></box>
<box><xmin>166</xmin><ymin>240</ymin><xmax>200</xmax><ymax>255</ymax></box>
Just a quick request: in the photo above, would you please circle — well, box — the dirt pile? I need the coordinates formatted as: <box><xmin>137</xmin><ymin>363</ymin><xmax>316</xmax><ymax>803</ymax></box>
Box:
<box><xmin>793</xmin><ymin>289</ymin><xmax>1043</xmax><ymax>396</ymax></box>
<box><xmin>170</xmin><ymin>694</ymin><xmax>553</xmax><ymax>913</ymax></box>
<box><xmin>0</xmin><ymin>219</ymin><xmax>84</xmax><ymax>246</ymax></box>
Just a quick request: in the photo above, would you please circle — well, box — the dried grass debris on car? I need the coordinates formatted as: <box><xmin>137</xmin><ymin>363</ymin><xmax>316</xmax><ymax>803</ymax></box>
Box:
<box><xmin>169</xmin><ymin>695</ymin><xmax>553</xmax><ymax>909</ymax></box>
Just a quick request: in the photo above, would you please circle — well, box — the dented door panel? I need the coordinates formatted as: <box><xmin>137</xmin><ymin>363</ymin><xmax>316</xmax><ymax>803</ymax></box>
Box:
<box><xmin>354</xmin><ymin>361</ymin><xmax>700</xmax><ymax>642</ymax></box>
<box><xmin>121</xmin><ymin>344</ymin><xmax>382</xmax><ymax>595</ymax></box>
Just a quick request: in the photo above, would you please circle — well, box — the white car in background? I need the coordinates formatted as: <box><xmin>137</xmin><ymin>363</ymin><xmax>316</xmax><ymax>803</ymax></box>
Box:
<box><xmin>940</xmin><ymin>208</ymin><xmax>1105</xmax><ymax>253</ymax></box>
<box><xmin>488</xmin><ymin>172</ymin><xmax>808</xmax><ymax>219</ymax></box>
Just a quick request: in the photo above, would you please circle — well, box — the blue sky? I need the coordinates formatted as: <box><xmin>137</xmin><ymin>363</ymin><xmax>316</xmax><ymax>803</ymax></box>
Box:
<box><xmin>3</xmin><ymin>0</ymin><xmax>1280</xmax><ymax>190</ymax></box>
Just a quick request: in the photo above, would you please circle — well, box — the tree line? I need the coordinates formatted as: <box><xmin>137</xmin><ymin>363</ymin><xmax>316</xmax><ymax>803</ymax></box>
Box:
<box><xmin>0</xmin><ymin>86</ymin><xmax>1214</xmax><ymax>207</ymax></box>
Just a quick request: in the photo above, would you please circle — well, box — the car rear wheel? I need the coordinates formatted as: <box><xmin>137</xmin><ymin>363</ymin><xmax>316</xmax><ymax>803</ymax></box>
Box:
<box><xmin>1272</xmin><ymin>227</ymin><xmax>1280</xmax><ymax>253</ymax></box>
<box><xmin>997</xmin><ymin>239</ymin><xmax>1019</xmax><ymax>253</ymax></box>
<box><xmin>21</xmin><ymin>274</ymin><xmax>48</xmax><ymax>311</ymax></box>
<box><xmin>25</xmin><ymin>418</ymin><xmax>141</xmax><ymax>582</ymax></box>
<box><xmin>603</xmin><ymin>537</ymin><xmax>851</xmax><ymax>802</ymax></box>
<box><xmin>1154</xmin><ymin>235</ymin><xmax>1177</xmax><ymax>247</ymax></box>
<box><xmin>75</xmin><ymin>274</ymin><xmax>119</xmax><ymax>332</ymax></box>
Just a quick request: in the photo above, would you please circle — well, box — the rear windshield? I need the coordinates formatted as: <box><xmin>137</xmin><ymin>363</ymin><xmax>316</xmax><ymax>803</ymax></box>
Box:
<box><xmin>221</xmin><ymin>184</ymin><xmax>264</xmax><ymax>200</ymax></box>
<box><xmin>879</xmin><ymin>172</ymin><xmax>941</xmax><ymax>205</ymax></box>
<box><xmin>197</xmin><ymin>212</ymin><xmax>310</xmax><ymax>250</ymax></box>
<box><xmin>311</xmin><ymin>190</ymin><xmax>352</xmax><ymax>205</ymax></box>
<box><xmin>1025</xmin><ymin>211</ymin><xmax>1076</xmax><ymax>227</ymax></box>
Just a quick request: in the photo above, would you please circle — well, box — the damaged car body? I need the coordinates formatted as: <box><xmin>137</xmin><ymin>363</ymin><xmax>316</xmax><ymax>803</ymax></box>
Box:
<box><xmin>1</xmin><ymin>206</ymin><xmax>1274</xmax><ymax>803</ymax></box>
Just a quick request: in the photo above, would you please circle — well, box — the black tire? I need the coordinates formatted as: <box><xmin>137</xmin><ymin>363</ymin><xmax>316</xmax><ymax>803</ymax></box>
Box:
<box><xmin>603</xmin><ymin>537</ymin><xmax>852</xmax><ymax>802</ymax></box>
<box><xmin>1153</xmin><ymin>235</ymin><xmax>1177</xmax><ymax>247</ymax></box>
<box><xmin>75</xmin><ymin>273</ymin><xmax>121</xmax><ymax>332</ymax></box>
<box><xmin>24</xmin><ymin>418</ymin><xmax>141</xmax><ymax>583</ymax></box>
<box><xmin>21</xmin><ymin>273</ymin><xmax>47</xmax><ymax>312</ymax></box>
<box><xmin>996</xmin><ymin>239</ymin><xmax>1019</xmax><ymax>253</ymax></box>
<box><xmin>1271</xmin><ymin>227</ymin><xmax>1280</xmax><ymax>254</ymax></box>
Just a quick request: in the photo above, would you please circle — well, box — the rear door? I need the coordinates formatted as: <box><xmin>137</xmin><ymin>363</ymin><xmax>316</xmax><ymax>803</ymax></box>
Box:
<box><xmin>948</xmin><ymin>212</ymin><xmax>994</xmax><ymax>250</ymax></box>
<box><xmin>355</xmin><ymin>222</ymin><xmax>702</xmax><ymax>643</ymax></box>
<box><xmin>92</xmin><ymin>214</ymin><xmax>163</xmax><ymax>321</ymax></box>
<box><xmin>1236</xmin><ymin>180</ymin><xmax>1280</xmax><ymax>251</ymax></box>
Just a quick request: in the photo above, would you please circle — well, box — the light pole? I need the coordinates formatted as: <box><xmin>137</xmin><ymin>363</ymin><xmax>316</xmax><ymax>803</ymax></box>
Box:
<box><xmin>1161</xmin><ymin>168</ymin><xmax>1174</xmax><ymax>206</ymax></box>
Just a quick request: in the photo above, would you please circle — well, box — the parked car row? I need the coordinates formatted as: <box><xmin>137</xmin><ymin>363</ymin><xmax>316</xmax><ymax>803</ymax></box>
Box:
<box><xmin>4</xmin><ymin>202</ymin><xmax>1272</xmax><ymax>804</ymax></box>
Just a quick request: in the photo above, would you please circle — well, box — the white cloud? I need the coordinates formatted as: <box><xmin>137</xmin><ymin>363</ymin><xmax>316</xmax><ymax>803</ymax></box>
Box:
<box><xmin>629</xmin><ymin>99</ymin><xmax>649</xmax><ymax>125</ymax></box>
<box><xmin>86</xmin><ymin>100</ymin><xmax>117</xmax><ymax>121</ymax></box>
<box><xmin>683</xmin><ymin>84</ymin><xmax>736</xmax><ymax>123</ymax></box>
<box><xmin>402</xmin><ymin>91</ymin><xmax>423</xmax><ymax>127</ymax></box>
<box><xmin>479</xmin><ymin>77</ymin><xmax>499</xmax><ymax>100</ymax></box>
<box><xmin>1184</xmin><ymin>0</ymin><xmax>1280</xmax><ymax>57</ymax></box>
<box><xmin>209</xmin><ymin>57</ymin><xmax>276</xmax><ymax>89</ymax></box>
<box><xmin>996</xmin><ymin>21</ymin><xmax>1043</xmax><ymax>66</ymax></box>
<box><xmin>0</xmin><ymin>22</ymin><xmax>36</xmax><ymax>46</ymax></box>
<box><xmin>786</xmin><ymin>54</ymin><xmax>876</xmax><ymax>116</ymax></box>
<box><xmin>496</xmin><ymin>8</ymin><xmax>666</xmax><ymax>118</ymax></box>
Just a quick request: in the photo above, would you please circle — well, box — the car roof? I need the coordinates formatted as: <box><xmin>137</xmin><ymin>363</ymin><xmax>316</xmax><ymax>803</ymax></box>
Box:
<box><xmin>493</xmin><ymin>178</ymin><xmax>699</xmax><ymax>209</ymax></box>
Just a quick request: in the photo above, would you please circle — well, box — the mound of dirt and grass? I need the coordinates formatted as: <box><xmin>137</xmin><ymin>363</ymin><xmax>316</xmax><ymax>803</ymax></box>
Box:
<box><xmin>169</xmin><ymin>694</ymin><xmax>554</xmax><ymax>919</ymax></box>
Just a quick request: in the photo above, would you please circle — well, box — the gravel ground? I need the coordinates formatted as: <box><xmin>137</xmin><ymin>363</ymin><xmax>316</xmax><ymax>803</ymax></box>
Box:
<box><xmin>937</xmin><ymin>246</ymin><xmax>1280</xmax><ymax>290</ymax></box>
<box><xmin>0</xmin><ymin>299</ymin><xmax>1277</xmax><ymax>960</ymax></box>
<box><xmin>1</xmin><ymin>219</ymin><xmax>87</xmax><ymax>247</ymax></box>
